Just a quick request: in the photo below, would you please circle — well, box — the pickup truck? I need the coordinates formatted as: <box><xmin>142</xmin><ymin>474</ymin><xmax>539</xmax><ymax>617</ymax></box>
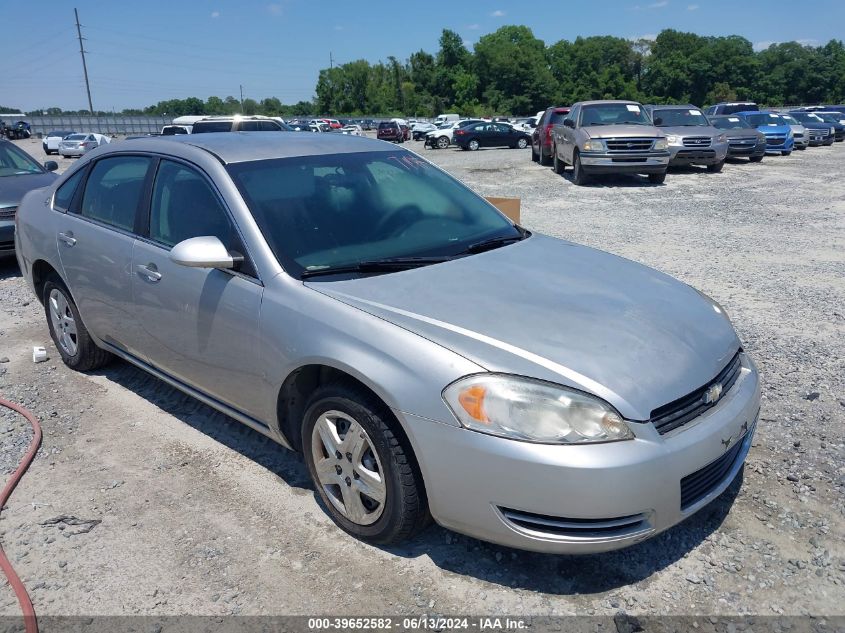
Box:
<box><xmin>550</xmin><ymin>100</ymin><xmax>670</xmax><ymax>185</ymax></box>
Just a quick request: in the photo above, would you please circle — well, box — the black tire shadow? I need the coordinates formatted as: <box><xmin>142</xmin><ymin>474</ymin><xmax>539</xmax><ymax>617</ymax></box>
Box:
<box><xmin>557</xmin><ymin>170</ymin><xmax>667</xmax><ymax>188</ymax></box>
<box><xmin>0</xmin><ymin>257</ymin><xmax>21</xmax><ymax>280</ymax></box>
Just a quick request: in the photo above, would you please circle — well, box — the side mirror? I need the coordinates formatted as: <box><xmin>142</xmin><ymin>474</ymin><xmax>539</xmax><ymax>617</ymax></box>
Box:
<box><xmin>169</xmin><ymin>236</ymin><xmax>242</xmax><ymax>269</ymax></box>
<box><xmin>653</xmin><ymin>117</ymin><xmax>663</xmax><ymax>126</ymax></box>
<box><xmin>44</xmin><ymin>161</ymin><xmax>58</xmax><ymax>172</ymax></box>
<box><xmin>563</xmin><ymin>118</ymin><xmax>575</xmax><ymax>129</ymax></box>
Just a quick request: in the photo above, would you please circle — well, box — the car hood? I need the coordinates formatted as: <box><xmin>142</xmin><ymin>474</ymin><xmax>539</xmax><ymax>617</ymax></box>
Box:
<box><xmin>308</xmin><ymin>234</ymin><xmax>739</xmax><ymax>420</ymax></box>
<box><xmin>583</xmin><ymin>125</ymin><xmax>663</xmax><ymax>139</ymax></box>
<box><xmin>719</xmin><ymin>128</ymin><xmax>763</xmax><ymax>138</ymax></box>
<box><xmin>756</xmin><ymin>125</ymin><xmax>790</xmax><ymax>135</ymax></box>
<box><xmin>0</xmin><ymin>171</ymin><xmax>58</xmax><ymax>207</ymax></box>
<box><xmin>657</xmin><ymin>125</ymin><xmax>721</xmax><ymax>137</ymax></box>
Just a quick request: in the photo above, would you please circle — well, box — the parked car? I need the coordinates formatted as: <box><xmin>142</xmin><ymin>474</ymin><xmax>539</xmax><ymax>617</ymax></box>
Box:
<box><xmin>645</xmin><ymin>105</ymin><xmax>728</xmax><ymax>172</ymax></box>
<box><xmin>707</xmin><ymin>116</ymin><xmax>767</xmax><ymax>161</ymax></box>
<box><xmin>705</xmin><ymin>102</ymin><xmax>758</xmax><ymax>116</ymax></box>
<box><xmin>734</xmin><ymin>112</ymin><xmax>794</xmax><ymax>155</ymax></box>
<box><xmin>376</xmin><ymin>121</ymin><xmax>404</xmax><ymax>143</ymax></box>
<box><xmin>0</xmin><ymin>139</ymin><xmax>58</xmax><ymax>257</ymax></box>
<box><xmin>777</xmin><ymin>114</ymin><xmax>808</xmax><ymax>150</ymax></box>
<box><xmin>424</xmin><ymin>120</ymin><xmax>484</xmax><ymax>149</ymax></box>
<box><xmin>453</xmin><ymin>122</ymin><xmax>531</xmax><ymax>151</ymax></box>
<box><xmin>192</xmin><ymin>116</ymin><xmax>287</xmax><ymax>133</ymax></box>
<box><xmin>787</xmin><ymin>111</ymin><xmax>835</xmax><ymax>146</ymax></box>
<box><xmin>433</xmin><ymin>113</ymin><xmax>460</xmax><ymax>125</ymax></box>
<box><xmin>42</xmin><ymin>130</ymin><xmax>76</xmax><ymax>155</ymax></box>
<box><xmin>15</xmin><ymin>133</ymin><xmax>761</xmax><ymax>553</ymax></box>
<box><xmin>512</xmin><ymin>117</ymin><xmax>537</xmax><ymax>133</ymax></box>
<box><xmin>411</xmin><ymin>122</ymin><xmax>437</xmax><ymax>140</ymax></box>
<box><xmin>531</xmin><ymin>106</ymin><xmax>570</xmax><ymax>165</ymax></box>
<box><xmin>399</xmin><ymin>124</ymin><xmax>410</xmax><ymax>142</ymax></box>
<box><xmin>58</xmin><ymin>133</ymin><xmax>111</xmax><ymax>158</ymax></box>
<box><xmin>806</xmin><ymin>112</ymin><xmax>845</xmax><ymax>141</ymax></box>
<box><xmin>340</xmin><ymin>124</ymin><xmax>364</xmax><ymax>137</ymax></box>
<box><xmin>551</xmin><ymin>100</ymin><xmax>670</xmax><ymax>185</ymax></box>
<box><xmin>160</xmin><ymin>125</ymin><xmax>191</xmax><ymax>136</ymax></box>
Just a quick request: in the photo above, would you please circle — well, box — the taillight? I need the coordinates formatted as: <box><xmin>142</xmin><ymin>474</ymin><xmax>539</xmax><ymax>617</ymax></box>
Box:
<box><xmin>544</xmin><ymin>124</ymin><xmax>554</xmax><ymax>145</ymax></box>
<box><xmin>455</xmin><ymin>129</ymin><xmax>466</xmax><ymax>135</ymax></box>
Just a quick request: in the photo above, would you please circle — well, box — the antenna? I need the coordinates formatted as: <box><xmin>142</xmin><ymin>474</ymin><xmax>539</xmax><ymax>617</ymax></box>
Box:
<box><xmin>74</xmin><ymin>8</ymin><xmax>94</xmax><ymax>115</ymax></box>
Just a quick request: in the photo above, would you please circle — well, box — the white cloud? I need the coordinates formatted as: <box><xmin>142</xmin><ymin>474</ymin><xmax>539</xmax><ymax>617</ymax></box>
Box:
<box><xmin>210</xmin><ymin>10</ymin><xmax>220</xmax><ymax>18</ymax></box>
<box><xmin>467</xmin><ymin>23</ymin><xmax>481</xmax><ymax>30</ymax></box>
<box><xmin>648</xmin><ymin>0</ymin><xmax>668</xmax><ymax>7</ymax></box>
<box><xmin>491</xmin><ymin>9</ymin><xmax>505</xmax><ymax>17</ymax></box>
<box><xmin>753</xmin><ymin>40</ymin><xmax>775</xmax><ymax>51</ymax></box>
<box><xmin>797</xmin><ymin>38</ymin><xmax>818</xmax><ymax>46</ymax></box>
<box><xmin>267</xmin><ymin>3</ymin><xmax>283</xmax><ymax>16</ymax></box>
<box><xmin>754</xmin><ymin>38</ymin><xmax>818</xmax><ymax>52</ymax></box>
<box><xmin>687</xmin><ymin>3</ymin><xmax>699</xmax><ymax>10</ymax></box>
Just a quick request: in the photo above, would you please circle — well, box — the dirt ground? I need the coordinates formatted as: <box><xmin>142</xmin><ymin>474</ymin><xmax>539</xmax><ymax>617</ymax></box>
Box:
<box><xmin>0</xmin><ymin>135</ymin><xmax>843</xmax><ymax>620</ymax></box>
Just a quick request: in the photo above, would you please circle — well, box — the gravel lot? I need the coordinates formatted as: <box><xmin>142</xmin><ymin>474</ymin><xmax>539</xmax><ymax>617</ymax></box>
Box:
<box><xmin>0</xmin><ymin>135</ymin><xmax>843</xmax><ymax>620</ymax></box>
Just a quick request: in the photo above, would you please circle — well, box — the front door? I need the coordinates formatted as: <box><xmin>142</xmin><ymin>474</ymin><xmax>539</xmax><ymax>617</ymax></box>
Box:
<box><xmin>130</xmin><ymin>158</ymin><xmax>266</xmax><ymax>417</ymax></box>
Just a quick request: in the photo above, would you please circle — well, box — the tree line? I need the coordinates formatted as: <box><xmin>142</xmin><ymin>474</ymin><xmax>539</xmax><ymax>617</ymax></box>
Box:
<box><xmin>10</xmin><ymin>27</ymin><xmax>845</xmax><ymax>118</ymax></box>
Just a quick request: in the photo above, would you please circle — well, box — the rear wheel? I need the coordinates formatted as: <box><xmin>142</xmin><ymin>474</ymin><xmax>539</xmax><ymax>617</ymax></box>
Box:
<box><xmin>436</xmin><ymin>136</ymin><xmax>450</xmax><ymax>150</ymax></box>
<box><xmin>749</xmin><ymin>155</ymin><xmax>764</xmax><ymax>163</ymax></box>
<box><xmin>302</xmin><ymin>383</ymin><xmax>429</xmax><ymax>545</ymax></box>
<box><xmin>539</xmin><ymin>147</ymin><xmax>552</xmax><ymax>166</ymax></box>
<box><xmin>531</xmin><ymin>144</ymin><xmax>539</xmax><ymax>162</ymax></box>
<box><xmin>552</xmin><ymin>145</ymin><xmax>565</xmax><ymax>175</ymax></box>
<box><xmin>571</xmin><ymin>151</ymin><xmax>589</xmax><ymax>185</ymax></box>
<box><xmin>467</xmin><ymin>139</ymin><xmax>480</xmax><ymax>151</ymax></box>
<box><xmin>648</xmin><ymin>171</ymin><xmax>667</xmax><ymax>184</ymax></box>
<box><xmin>707</xmin><ymin>160</ymin><xmax>724</xmax><ymax>173</ymax></box>
<box><xmin>516</xmin><ymin>137</ymin><xmax>528</xmax><ymax>149</ymax></box>
<box><xmin>43</xmin><ymin>275</ymin><xmax>112</xmax><ymax>371</ymax></box>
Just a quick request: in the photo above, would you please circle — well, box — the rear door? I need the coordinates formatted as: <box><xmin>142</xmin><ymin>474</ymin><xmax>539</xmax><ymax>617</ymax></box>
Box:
<box><xmin>130</xmin><ymin>158</ymin><xmax>265</xmax><ymax>416</ymax></box>
<box><xmin>55</xmin><ymin>155</ymin><xmax>154</xmax><ymax>354</ymax></box>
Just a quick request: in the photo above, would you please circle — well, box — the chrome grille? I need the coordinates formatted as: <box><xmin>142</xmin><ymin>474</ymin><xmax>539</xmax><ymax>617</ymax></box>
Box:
<box><xmin>651</xmin><ymin>352</ymin><xmax>742</xmax><ymax>435</ymax></box>
<box><xmin>766</xmin><ymin>135</ymin><xmax>786</xmax><ymax>147</ymax></box>
<box><xmin>0</xmin><ymin>206</ymin><xmax>17</xmax><ymax>219</ymax></box>
<box><xmin>728</xmin><ymin>136</ymin><xmax>758</xmax><ymax>146</ymax></box>
<box><xmin>499</xmin><ymin>507</ymin><xmax>650</xmax><ymax>539</ymax></box>
<box><xmin>605</xmin><ymin>138</ymin><xmax>654</xmax><ymax>152</ymax></box>
<box><xmin>683</xmin><ymin>136</ymin><xmax>712</xmax><ymax>148</ymax></box>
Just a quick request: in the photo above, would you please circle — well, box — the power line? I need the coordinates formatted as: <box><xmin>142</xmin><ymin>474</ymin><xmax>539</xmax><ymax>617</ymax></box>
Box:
<box><xmin>74</xmin><ymin>7</ymin><xmax>94</xmax><ymax>115</ymax></box>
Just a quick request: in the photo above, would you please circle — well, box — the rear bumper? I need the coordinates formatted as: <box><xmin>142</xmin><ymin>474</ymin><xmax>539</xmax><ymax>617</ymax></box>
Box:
<box><xmin>401</xmin><ymin>353</ymin><xmax>761</xmax><ymax>554</ymax></box>
<box><xmin>580</xmin><ymin>151</ymin><xmax>669</xmax><ymax>175</ymax></box>
<box><xmin>59</xmin><ymin>147</ymin><xmax>86</xmax><ymax>156</ymax></box>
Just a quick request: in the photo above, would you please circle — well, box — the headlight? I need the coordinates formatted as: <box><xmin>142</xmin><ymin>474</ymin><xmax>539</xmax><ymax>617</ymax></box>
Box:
<box><xmin>653</xmin><ymin>138</ymin><xmax>668</xmax><ymax>150</ymax></box>
<box><xmin>443</xmin><ymin>374</ymin><xmax>634</xmax><ymax>445</ymax></box>
<box><xmin>582</xmin><ymin>139</ymin><xmax>605</xmax><ymax>152</ymax></box>
<box><xmin>666</xmin><ymin>135</ymin><xmax>682</xmax><ymax>145</ymax></box>
<box><xmin>716</xmin><ymin>134</ymin><xmax>727</xmax><ymax>143</ymax></box>
<box><xmin>831</xmin><ymin>127</ymin><xmax>835</xmax><ymax>134</ymax></box>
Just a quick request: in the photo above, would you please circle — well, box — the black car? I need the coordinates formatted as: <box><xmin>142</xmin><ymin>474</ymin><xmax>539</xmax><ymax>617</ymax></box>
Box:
<box><xmin>787</xmin><ymin>111</ymin><xmax>837</xmax><ymax>146</ymax></box>
<box><xmin>708</xmin><ymin>115</ymin><xmax>767</xmax><ymax>161</ymax></box>
<box><xmin>808</xmin><ymin>112</ymin><xmax>845</xmax><ymax>142</ymax></box>
<box><xmin>454</xmin><ymin>122</ymin><xmax>531</xmax><ymax>151</ymax></box>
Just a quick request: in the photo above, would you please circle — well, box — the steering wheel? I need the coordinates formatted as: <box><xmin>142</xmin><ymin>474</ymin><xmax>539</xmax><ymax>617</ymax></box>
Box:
<box><xmin>373</xmin><ymin>204</ymin><xmax>423</xmax><ymax>238</ymax></box>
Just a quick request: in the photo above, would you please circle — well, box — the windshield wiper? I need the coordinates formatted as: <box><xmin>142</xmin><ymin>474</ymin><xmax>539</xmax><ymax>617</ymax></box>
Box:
<box><xmin>300</xmin><ymin>256</ymin><xmax>451</xmax><ymax>279</ymax></box>
<box><xmin>462</xmin><ymin>230</ymin><xmax>528</xmax><ymax>255</ymax></box>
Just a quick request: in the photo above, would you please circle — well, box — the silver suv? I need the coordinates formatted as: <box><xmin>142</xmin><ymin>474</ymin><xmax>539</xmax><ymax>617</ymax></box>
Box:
<box><xmin>551</xmin><ymin>100</ymin><xmax>670</xmax><ymax>185</ymax></box>
<box><xmin>645</xmin><ymin>105</ymin><xmax>729</xmax><ymax>172</ymax></box>
<box><xmin>192</xmin><ymin>115</ymin><xmax>286</xmax><ymax>133</ymax></box>
<box><xmin>15</xmin><ymin>134</ymin><xmax>760</xmax><ymax>554</ymax></box>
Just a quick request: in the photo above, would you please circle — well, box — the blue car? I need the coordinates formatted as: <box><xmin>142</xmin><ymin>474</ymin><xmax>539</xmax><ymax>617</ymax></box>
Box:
<box><xmin>734</xmin><ymin>111</ymin><xmax>794</xmax><ymax>155</ymax></box>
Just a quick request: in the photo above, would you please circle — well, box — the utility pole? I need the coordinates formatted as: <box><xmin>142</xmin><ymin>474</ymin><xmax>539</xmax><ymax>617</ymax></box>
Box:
<box><xmin>74</xmin><ymin>8</ymin><xmax>94</xmax><ymax>115</ymax></box>
<box><xmin>239</xmin><ymin>85</ymin><xmax>244</xmax><ymax>112</ymax></box>
<box><xmin>330</xmin><ymin>52</ymin><xmax>334</xmax><ymax>69</ymax></box>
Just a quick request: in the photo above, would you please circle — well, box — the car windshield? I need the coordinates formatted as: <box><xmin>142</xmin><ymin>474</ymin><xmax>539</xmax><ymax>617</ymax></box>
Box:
<box><xmin>227</xmin><ymin>150</ymin><xmax>521</xmax><ymax>278</ymax></box>
<box><xmin>780</xmin><ymin>115</ymin><xmax>799</xmax><ymax>125</ymax></box>
<box><xmin>744</xmin><ymin>113</ymin><xmax>782</xmax><ymax>126</ymax></box>
<box><xmin>0</xmin><ymin>142</ymin><xmax>44</xmax><ymax>176</ymax></box>
<box><xmin>47</xmin><ymin>130</ymin><xmax>73</xmax><ymax>138</ymax></box>
<box><xmin>710</xmin><ymin>116</ymin><xmax>748</xmax><ymax>130</ymax></box>
<box><xmin>580</xmin><ymin>103</ymin><xmax>651</xmax><ymax>126</ymax></box>
<box><xmin>815</xmin><ymin>113</ymin><xmax>841</xmax><ymax>123</ymax></box>
<box><xmin>66</xmin><ymin>134</ymin><xmax>87</xmax><ymax>140</ymax></box>
<box><xmin>653</xmin><ymin>108</ymin><xmax>709</xmax><ymax>127</ymax></box>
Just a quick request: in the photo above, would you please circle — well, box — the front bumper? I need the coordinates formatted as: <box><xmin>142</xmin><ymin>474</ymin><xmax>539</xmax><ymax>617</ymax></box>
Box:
<box><xmin>727</xmin><ymin>141</ymin><xmax>767</xmax><ymax>158</ymax></box>
<box><xmin>667</xmin><ymin>142</ymin><xmax>728</xmax><ymax>166</ymax></box>
<box><xmin>0</xmin><ymin>221</ymin><xmax>15</xmax><ymax>257</ymax></box>
<box><xmin>401</xmin><ymin>353</ymin><xmax>761</xmax><ymax>554</ymax></box>
<box><xmin>579</xmin><ymin>151</ymin><xmax>670</xmax><ymax>175</ymax></box>
<box><xmin>764</xmin><ymin>137</ymin><xmax>794</xmax><ymax>154</ymax></box>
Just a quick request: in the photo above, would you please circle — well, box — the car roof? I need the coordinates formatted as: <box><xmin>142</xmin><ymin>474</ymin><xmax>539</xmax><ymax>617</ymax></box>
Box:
<box><xmin>111</xmin><ymin>131</ymin><xmax>394</xmax><ymax>164</ymax></box>
<box><xmin>575</xmin><ymin>100</ymin><xmax>642</xmax><ymax>107</ymax></box>
<box><xmin>646</xmin><ymin>104</ymin><xmax>699</xmax><ymax>110</ymax></box>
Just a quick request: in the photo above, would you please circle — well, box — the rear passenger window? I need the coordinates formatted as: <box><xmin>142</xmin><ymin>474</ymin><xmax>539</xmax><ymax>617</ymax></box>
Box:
<box><xmin>53</xmin><ymin>169</ymin><xmax>85</xmax><ymax>212</ymax></box>
<box><xmin>239</xmin><ymin>120</ymin><xmax>261</xmax><ymax>131</ymax></box>
<box><xmin>259</xmin><ymin>121</ymin><xmax>281</xmax><ymax>131</ymax></box>
<box><xmin>79</xmin><ymin>156</ymin><xmax>151</xmax><ymax>232</ymax></box>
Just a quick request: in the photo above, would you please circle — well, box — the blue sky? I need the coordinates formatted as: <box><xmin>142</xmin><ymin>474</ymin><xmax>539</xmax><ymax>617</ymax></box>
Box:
<box><xmin>5</xmin><ymin>0</ymin><xmax>845</xmax><ymax>112</ymax></box>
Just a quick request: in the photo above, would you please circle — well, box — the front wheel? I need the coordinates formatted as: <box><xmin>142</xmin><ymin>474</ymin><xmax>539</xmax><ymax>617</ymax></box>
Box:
<box><xmin>781</xmin><ymin>150</ymin><xmax>791</xmax><ymax>156</ymax></box>
<box><xmin>749</xmin><ymin>155</ymin><xmax>764</xmax><ymax>163</ymax></box>
<box><xmin>43</xmin><ymin>276</ymin><xmax>112</xmax><ymax>371</ymax></box>
<box><xmin>436</xmin><ymin>136</ymin><xmax>450</xmax><ymax>150</ymax></box>
<box><xmin>707</xmin><ymin>160</ymin><xmax>724</xmax><ymax>173</ymax></box>
<box><xmin>648</xmin><ymin>171</ymin><xmax>667</xmax><ymax>184</ymax></box>
<box><xmin>571</xmin><ymin>151</ymin><xmax>589</xmax><ymax>185</ymax></box>
<box><xmin>302</xmin><ymin>384</ymin><xmax>429</xmax><ymax>545</ymax></box>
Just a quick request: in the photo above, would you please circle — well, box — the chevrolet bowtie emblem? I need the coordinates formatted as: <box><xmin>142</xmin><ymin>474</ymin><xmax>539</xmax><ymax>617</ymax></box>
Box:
<box><xmin>703</xmin><ymin>382</ymin><xmax>723</xmax><ymax>405</ymax></box>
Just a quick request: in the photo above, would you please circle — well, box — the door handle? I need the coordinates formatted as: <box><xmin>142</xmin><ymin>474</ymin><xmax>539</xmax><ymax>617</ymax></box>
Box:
<box><xmin>58</xmin><ymin>231</ymin><xmax>76</xmax><ymax>247</ymax></box>
<box><xmin>136</xmin><ymin>263</ymin><xmax>162</xmax><ymax>282</ymax></box>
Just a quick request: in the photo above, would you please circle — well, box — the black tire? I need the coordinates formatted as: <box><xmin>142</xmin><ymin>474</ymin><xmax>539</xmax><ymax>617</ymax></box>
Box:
<box><xmin>531</xmin><ymin>144</ymin><xmax>539</xmax><ymax>162</ymax></box>
<box><xmin>749</xmin><ymin>155</ymin><xmax>764</xmax><ymax>163</ymax></box>
<box><xmin>571</xmin><ymin>151</ymin><xmax>589</xmax><ymax>185</ymax></box>
<box><xmin>302</xmin><ymin>383</ymin><xmax>429</xmax><ymax>545</ymax></box>
<box><xmin>467</xmin><ymin>139</ymin><xmax>480</xmax><ymax>151</ymax></box>
<box><xmin>539</xmin><ymin>147</ymin><xmax>552</xmax><ymax>166</ymax></box>
<box><xmin>516</xmin><ymin>137</ymin><xmax>528</xmax><ymax>149</ymax></box>
<box><xmin>648</xmin><ymin>171</ymin><xmax>667</xmax><ymax>184</ymax></box>
<box><xmin>781</xmin><ymin>150</ymin><xmax>791</xmax><ymax>156</ymax></box>
<box><xmin>707</xmin><ymin>160</ymin><xmax>724</xmax><ymax>173</ymax></box>
<box><xmin>552</xmin><ymin>145</ymin><xmax>565</xmax><ymax>175</ymax></box>
<box><xmin>436</xmin><ymin>136</ymin><xmax>450</xmax><ymax>150</ymax></box>
<box><xmin>797</xmin><ymin>144</ymin><xmax>807</xmax><ymax>150</ymax></box>
<box><xmin>42</xmin><ymin>275</ymin><xmax>112</xmax><ymax>371</ymax></box>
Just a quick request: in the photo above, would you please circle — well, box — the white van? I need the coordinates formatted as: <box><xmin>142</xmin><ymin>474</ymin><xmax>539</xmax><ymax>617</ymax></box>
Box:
<box><xmin>434</xmin><ymin>113</ymin><xmax>460</xmax><ymax>125</ymax></box>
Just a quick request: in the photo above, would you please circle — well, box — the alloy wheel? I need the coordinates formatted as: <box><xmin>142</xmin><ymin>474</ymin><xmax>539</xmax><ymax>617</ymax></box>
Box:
<box><xmin>49</xmin><ymin>289</ymin><xmax>78</xmax><ymax>356</ymax></box>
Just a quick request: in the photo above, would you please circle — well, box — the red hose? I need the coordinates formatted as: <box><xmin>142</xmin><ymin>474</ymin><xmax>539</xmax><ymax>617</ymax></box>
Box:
<box><xmin>0</xmin><ymin>396</ymin><xmax>42</xmax><ymax>633</ymax></box>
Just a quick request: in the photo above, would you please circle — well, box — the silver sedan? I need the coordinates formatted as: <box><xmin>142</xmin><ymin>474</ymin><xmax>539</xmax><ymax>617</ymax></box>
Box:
<box><xmin>15</xmin><ymin>133</ymin><xmax>760</xmax><ymax>553</ymax></box>
<box><xmin>58</xmin><ymin>133</ymin><xmax>110</xmax><ymax>157</ymax></box>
